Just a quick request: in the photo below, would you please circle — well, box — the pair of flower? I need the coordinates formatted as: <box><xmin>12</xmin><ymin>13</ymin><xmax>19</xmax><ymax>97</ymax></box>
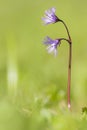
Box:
<box><xmin>42</xmin><ymin>8</ymin><xmax>72</xmax><ymax>109</ymax></box>
<box><xmin>42</xmin><ymin>8</ymin><xmax>66</xmax><ymax>56</ymax></box>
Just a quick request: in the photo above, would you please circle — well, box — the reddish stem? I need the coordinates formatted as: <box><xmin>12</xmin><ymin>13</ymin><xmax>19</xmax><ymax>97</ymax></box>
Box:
<box><xmin>60</xmin><ymin>20</ymin><xmax>72</xmax><ymax>110</ymax></box>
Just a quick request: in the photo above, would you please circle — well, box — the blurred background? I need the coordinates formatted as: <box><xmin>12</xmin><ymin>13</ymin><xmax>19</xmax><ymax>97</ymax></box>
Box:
<box><xmin>0</xmin><ymin>0</ymin><xmax>87</xmax><ymax>130</ymax></box>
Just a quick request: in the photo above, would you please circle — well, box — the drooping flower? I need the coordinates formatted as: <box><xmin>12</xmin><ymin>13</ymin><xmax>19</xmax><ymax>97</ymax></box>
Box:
<box><xmin>42</xmin><ymin>8</ymin><xmax>59</xmax><ymax>25</ymax></box>
<box><xmin>43</xmin><ymin>36</ymin><xmax>60</xmax><ymax>56</ymax></box>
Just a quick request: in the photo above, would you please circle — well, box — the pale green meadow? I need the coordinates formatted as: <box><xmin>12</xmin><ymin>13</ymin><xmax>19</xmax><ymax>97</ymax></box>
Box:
<box><xmin>0</xmin><ymin>0</ymin><xmax>87</xmax><ymax>130</ymax></box>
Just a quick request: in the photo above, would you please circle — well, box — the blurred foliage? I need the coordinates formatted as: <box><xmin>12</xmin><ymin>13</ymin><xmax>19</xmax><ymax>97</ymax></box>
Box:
<box><xmin>0</xmin><ymin>0</ymin><xmax>87</xmax><ymax>129</ymax></box>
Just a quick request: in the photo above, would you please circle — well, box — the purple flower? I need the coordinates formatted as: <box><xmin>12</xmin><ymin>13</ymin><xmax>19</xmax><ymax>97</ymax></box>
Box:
<box><xmin>42</xmin><ymin>8</ymin><xmax>59</xmax><ymax>25</ymax></box>
<box><xmin>43</xmin><ymin>36</ymin><xmax>60</xmax><ymax>56</ymax></box>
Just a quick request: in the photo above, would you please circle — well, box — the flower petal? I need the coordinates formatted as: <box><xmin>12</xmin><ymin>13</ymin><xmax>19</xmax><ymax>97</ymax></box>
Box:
<box><xmin>51</xmin><ymin>8</ymin><xmax>56</xmax><ymax>13</ymax></box>
<box><xmin>42</xmin><ymin>17</ymin><xmax>54</xmax><ymax>24</ymax></box>
<box><xmin>46</xmin><ymin>45</ymin><xmax>55</xmax><ymax>53</ymax></box>
<box><xmin>42</xmin><ymin>7</ymin><xmax>58</xmax><ymax>25</ymax></box>
<box><xmin>43</xmin><ymin>36</ymin><xmax>60</xmax><ymax>56</ymax></box>
<box><xmin>43</xmin><ymin>36</ymin><xmax>54</xmax><ymax>44</ymax></box>
<box><xmin>54</xmin><ymin>48</ymin><xmax>57</xmax><ymax>56</ymax></box>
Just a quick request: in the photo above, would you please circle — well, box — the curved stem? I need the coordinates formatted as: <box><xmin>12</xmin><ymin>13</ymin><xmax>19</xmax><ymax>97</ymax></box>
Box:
<box><xmin>60</xmin><ymin>20</ymin><xmax>72</xmax><ymax>43</ymax></box>
<box><xmin>60</xmin><ymin>38</ymin><xmax>70</xmax><ymax>44</ymax></box>
<box><xmin>59</xmin><ymin>20</ymin><xmax>72</xmax><ymax>110</ymax></box>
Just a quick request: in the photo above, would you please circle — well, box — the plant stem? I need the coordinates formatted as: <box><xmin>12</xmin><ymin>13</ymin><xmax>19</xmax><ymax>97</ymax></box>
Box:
<box><xmin>60</xmin><ymin>38</ymin><xmax>70</xmax><ymax>43</ymax></box>
<box><xmin>67</xmin><ymin>43</ymin><xmax>72</xmax><ymax>109</ymax></box>
<box><xmin>60</xmin><ymin>20</ymin><xmax>72</xmax><ymax>42</ymax></box>
<box><xmin>60</xmin><ymin>20</ymin><xmax>72</xmax><ymax>110</ymax></box>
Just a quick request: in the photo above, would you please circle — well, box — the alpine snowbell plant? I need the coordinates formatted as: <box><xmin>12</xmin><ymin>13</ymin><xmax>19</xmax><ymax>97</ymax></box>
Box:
<box><xmin>42</xmin><ymin>8</ymin><xmax>72</xmax><ymax>110</ymax></box>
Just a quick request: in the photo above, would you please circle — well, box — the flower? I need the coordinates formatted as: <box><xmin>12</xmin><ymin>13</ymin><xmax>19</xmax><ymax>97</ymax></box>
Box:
<box><xmin>43</xmin><ymin>36</ymin><xmax>60</xmax><ymax>56</ymax></box>
<box><xmin>42</xmin><ymin>8</ymin><xmax>59</xmax><ymax>25</ymax></box>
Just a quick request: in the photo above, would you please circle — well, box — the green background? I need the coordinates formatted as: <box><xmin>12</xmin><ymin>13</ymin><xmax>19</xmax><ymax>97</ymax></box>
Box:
<box><xmin>0</xmin><ymin>0</ymin><xmax>87</xmax><ymax>129</ymax></box>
